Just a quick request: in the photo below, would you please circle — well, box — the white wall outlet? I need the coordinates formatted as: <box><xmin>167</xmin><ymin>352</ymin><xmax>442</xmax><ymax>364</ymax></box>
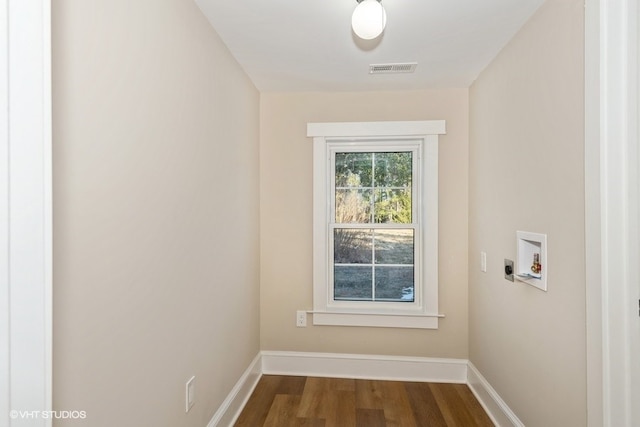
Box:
<box><xmin>296</xmin><ymin>310</ymin><xmax>307</xmax><ymax>327</ymax></box>
<box><xmin>185</xmin><ymin>376</ymin><xmax>195</xmax><ymax>413</ymax></box>
<box><xmin>480</xmin><ymin>251</ymin><xmax>487</xmax><ymax>272</ymax></box>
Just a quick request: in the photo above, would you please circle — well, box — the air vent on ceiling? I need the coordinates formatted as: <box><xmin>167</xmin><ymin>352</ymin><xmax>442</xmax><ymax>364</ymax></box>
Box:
<box><xmin>369</xmin><ymin>62</ymin><xmax>418</xmax><ymax>74</ymax></box>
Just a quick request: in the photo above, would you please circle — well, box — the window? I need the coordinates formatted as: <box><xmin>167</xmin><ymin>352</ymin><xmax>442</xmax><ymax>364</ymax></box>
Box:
<box><xmin>307</xmin><ymin>121</ymin><xmax>445</xmax><ymax>329</ymax></box>
<box><xmin>332</xmin><ymin>149</ymin><xmax>416</xmax><ymax>303</ymax></box>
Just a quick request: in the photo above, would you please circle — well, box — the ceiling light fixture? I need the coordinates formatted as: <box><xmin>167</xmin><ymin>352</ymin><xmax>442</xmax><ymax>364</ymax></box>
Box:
<box><xmin>351</xmin><ymin>0</ymin><xmax>387</xmax><ymax>40</ymax></box>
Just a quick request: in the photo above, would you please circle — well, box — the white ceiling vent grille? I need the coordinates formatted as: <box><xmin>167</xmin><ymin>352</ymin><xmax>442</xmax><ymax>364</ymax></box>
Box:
<box><xmin>369</xmin><ymin>62</ymin><xmax>418</xmax><ymax>74</ymax></box>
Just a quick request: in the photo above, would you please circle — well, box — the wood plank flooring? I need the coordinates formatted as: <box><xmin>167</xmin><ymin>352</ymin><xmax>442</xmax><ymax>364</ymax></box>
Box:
<box><xmin>234</xmin><ymin>375</ymin><xmax>494</xmax><ymax>427</ymax></box>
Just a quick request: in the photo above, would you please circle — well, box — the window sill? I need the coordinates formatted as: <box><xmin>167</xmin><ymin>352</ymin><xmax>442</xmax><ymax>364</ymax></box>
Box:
<box><xmin>312</xmin><ymin>311</ymin><xmax>442</xmax><ymax>329</ymax></box>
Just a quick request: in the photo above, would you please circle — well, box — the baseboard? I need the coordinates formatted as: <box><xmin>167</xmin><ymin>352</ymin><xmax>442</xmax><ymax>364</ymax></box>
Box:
<box><xmin>467</xmin><ymin>362</ymin><xmax>524</xmax><ymax>427</ymax></box>
<box><xmin>207</xmin><ymin>353</ymin><xmax>262</xmax><ymax>427</ymax></box>
<box><xmin>261</xmin><ymin>351</ymin><xmax>468</xmax><ymax>383</ymax></box>
<box><xmin>209</xmin><ymin>352</ymin><xmax>522</xmax><ymax>427</ymax></box>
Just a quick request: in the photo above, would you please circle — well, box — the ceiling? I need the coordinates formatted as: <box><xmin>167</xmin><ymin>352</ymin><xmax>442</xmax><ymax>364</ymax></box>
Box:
<box><xmin>194</xmin><ymin>0</ymin><xmax>545</xmax><ymax>92</ymax></box>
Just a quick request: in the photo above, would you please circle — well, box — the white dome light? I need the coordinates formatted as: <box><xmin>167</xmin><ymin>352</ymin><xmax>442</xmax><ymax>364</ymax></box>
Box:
<box><xmin>351</xmin><ymin>0</ymin><xmax>387</xmax><ymax>40</ymax></box>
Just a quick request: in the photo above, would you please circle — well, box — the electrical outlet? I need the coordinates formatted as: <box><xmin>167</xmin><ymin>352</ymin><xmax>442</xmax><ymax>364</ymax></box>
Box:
<box><xmin>185</xmin><ymin>376</ymin><xmax>195</xmax><ymax>413</ymax></box>
<box><xmin>296</xmin><ymin>310</ymin><xmax>307</xmax><ymax>327</ymax></box>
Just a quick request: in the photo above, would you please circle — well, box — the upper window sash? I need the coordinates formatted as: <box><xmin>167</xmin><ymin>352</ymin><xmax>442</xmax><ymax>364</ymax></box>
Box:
<box><xmin>328</xmin><ymin>142</ymin><xmax>420</xmax><ymax>226</ymax></box>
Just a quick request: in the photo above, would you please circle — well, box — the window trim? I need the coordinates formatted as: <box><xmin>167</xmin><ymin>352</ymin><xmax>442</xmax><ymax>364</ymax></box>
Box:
<box><xmin>308</xmin><ymin>121</ymin><xmax>446</xmax><ymax>329</ymax></box>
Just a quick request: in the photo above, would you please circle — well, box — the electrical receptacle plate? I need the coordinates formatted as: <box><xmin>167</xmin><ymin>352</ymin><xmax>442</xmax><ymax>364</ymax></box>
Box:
<box><xmin>296</xmin><ymin>310</ymin><xmax>307</xmax><ymax>327</ymax></box>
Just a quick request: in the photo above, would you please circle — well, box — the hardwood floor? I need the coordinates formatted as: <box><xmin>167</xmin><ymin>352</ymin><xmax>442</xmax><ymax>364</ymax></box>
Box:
<box><xmin>234</xmin><ymin>375</ymin><xmax>494</xmax><ymax>427</ymax></box>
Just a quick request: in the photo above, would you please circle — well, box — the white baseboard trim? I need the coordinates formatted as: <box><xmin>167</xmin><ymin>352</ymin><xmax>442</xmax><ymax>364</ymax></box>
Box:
<box><xmin>207</xmin><ymin>353</ymin><xmax>262</xmax><ymax>427</ymax></box>
<box><xmin>467</xmin><ymin>362</ymin><xmax>524</xmax><ymax>427</ymax></box>
<box><xmin>208</xmin><ymin>352</ymin><xmax>522</xmax><ymax>427</ymax></box>
<box><xmin>261</xmin><ymin>351</ymin><xmax>468</xmax><ymax>383</ymax></box>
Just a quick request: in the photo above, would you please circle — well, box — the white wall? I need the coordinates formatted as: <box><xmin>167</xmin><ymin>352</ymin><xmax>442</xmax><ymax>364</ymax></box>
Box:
<box><xmin>260</xmin><ymin>90</ymin><xmax>470</xmax><ymax>358</ymax></box>
<box><xmin>48</xmin><ymin>0</ymin><xmax>593</xmax><ymax>424</ymax></box>
<box><xmin>52</xmin><ymin>1</ymin><xmax>260</xmax><ymax>426</ymax></box>
<box><xmin>468</xmin><ymin>0</ymin><xmax>586</xmax><ymax>425</ymax></box>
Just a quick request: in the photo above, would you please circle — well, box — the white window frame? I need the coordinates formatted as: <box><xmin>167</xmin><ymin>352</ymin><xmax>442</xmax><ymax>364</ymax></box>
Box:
<box><xmin>307</xmin><ymin>121</ymin><xmax>445</xmax><ymax>329</ymax></box>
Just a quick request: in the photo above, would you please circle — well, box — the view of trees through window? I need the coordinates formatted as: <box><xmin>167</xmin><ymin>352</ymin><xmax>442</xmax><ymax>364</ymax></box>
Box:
<box><xmin>333</xmin><ymin>152</ymin><xmax>415</xmax><ymax>302</ymax></box>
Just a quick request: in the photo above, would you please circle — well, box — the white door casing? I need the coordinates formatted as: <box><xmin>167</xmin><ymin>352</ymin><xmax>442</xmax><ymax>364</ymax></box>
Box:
<box><xmin>0</xmin><ymin>0</ymin><xmax>53</xmax><ymax>426</ymax></box>
<box><xmin>586</xmin><ymin>0</ymin><xmax>640</xmax><ymax>426</ymax></box>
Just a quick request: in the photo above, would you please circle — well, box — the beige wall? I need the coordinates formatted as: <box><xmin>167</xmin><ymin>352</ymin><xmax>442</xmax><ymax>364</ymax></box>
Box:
<box><xmin>260</xmin><ymin>90</ymin><xmax>469</xmax><ymax>358</ymax></box>
<box><xmin>468</xmin><ymin>0</ymin><xmax>586</xmax><ymax>425</ymax></box>
<box><xmin>52</xmin><ymin>1</ymin><xmax>260</xmax><ymax>426</ymax></box>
